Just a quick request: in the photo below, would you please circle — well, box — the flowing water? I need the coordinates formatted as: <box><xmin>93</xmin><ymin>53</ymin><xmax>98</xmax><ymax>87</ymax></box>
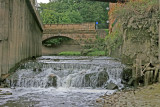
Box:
<box><xmin>0</xmin><ymin>56</ymin><xmax>124</xmax><ymax>107</ymax></box>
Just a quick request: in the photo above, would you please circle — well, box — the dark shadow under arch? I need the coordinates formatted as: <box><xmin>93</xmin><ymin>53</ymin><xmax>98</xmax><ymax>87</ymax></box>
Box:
<box><xmin>42</xmin><ymin>36</ymin><xmax>80</xmax><ymax>47</ymax></box>
<box><xmin>42</xmin><ymin>36</ymin><xmax>82</xmax><ymax>55</ymax></box>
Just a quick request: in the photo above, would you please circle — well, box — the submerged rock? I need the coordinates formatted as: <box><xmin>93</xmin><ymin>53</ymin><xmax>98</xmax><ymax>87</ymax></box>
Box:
<box><xmin>47</xmin><ymin>74</ymin><xmax>57</xmax><ymax>87</ymax></box>
<box><xmin>105</xmin><ymin>83</ymin><xmax>118</xmax><ymax>90</ymax></box>
<box><xmin>53</xmin><ymin>59</ymin><xmax>60</xmax><ymax>62</ymax></box>
<box><xmin>96</xmin><ymin>98</ymin><xmax>103</xmax><ymax>103</ymax></box>
<box><xmin>97</xmin><ymin>71</ymin><xmax>109</xmax><ymax>87</ymax></box>
<box><xmin>0</xmin><ymin>90</ymin><xmax>12</xmax><ymax>95</ymax></box>
<box><xmin>84</xmin><ymin>70</ymin><xmax>109</xmax><ymax>87</ymax></box>
<box><xmin>4</xmin><ymin>92</ymin><xmax>12</xmax><ymax>95</ymax></box>
<box><xmin>121</xmin><ymin>67</ymin><xmax>132</xmax><ymax>83</ymax></box>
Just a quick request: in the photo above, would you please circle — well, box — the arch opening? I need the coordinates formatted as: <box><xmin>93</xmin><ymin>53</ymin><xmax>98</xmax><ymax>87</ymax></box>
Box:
<box><xmin>42</xmin><ymin>36</ymin><xmax>82</xmax><ymax>55</ymax></box>
<box><xmin>42</xmin><ymin>36</ymin><xmax>79</xmax><ymax>47</ymax></box>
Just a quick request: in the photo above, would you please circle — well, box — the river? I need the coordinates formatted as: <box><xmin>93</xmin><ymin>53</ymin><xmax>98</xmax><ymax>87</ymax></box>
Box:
<box><xmin>0</xmin><ymin>56</ymin><xmax>124</xmax><ymax>107</ymax></box>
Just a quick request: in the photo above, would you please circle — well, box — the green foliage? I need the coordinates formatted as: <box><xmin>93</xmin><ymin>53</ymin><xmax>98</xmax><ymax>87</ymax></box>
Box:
<box><xmin>104</xmin><ymin>29</ymin><xmax>109</xmax><ymax>36</ymax></box>
<box><xmin>87</xmin><ymin>51</ymin><xmax>105</xmax><ymax>56</ymax></box>
<box><xmin>58</xmin><ymin>50</ymin><xmax>105</xmax><ymax>56</ymax></box>
<box><xmin>43</xmin><ymin>37</ymin><xmax>71</xmax><ymax>46</ymax></box>
<box><xmin>82</xmin><ymin>34</ymin><xmax>107</xmax><ymax>56</ymax></box>
<box><xmin>83</xmin><ymin>35</ymin><xmax>106</xmax><ymax>50</ymax></box>
<box><xmin>94</xmin><ymin>35</ymin><xmax>106</xmax><ymax>51</ymax></box>
<box><xmin>112</xmin><ymin>0</ymin><xmax>160</xmax><ymax>31</ymax></box>
<box><xmin>105</xmin><ymin>25</ymin><xmax>123</xmax><ymax>55</ymax></box>
<box><xmin>39</xmin><ymin>0</ymin><xmax>109</xmax><ymax>28</ymax></box>
<box><xmin>58</xmin><ymin>51</ymin><xmax>81</xmax><ymax>56</ymax></box>
<box><xmin>104</xmin><ymin>0</ymin><xmax>159</xmax><ymax>56</ymax></box>
<box><xmin>113</xmin><ymin>0</ymin><xmax>158</xmax><ymax>19</ymax></box>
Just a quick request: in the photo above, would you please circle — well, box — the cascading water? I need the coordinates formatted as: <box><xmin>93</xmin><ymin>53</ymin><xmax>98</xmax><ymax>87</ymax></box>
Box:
<box><xmin>0</xmin><ymin>56</ymin><xmax>124</xmax><ymax>107</ymax></box>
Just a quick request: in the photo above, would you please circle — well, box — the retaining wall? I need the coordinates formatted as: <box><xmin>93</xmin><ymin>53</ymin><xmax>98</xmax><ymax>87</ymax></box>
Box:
<box><xmin>0</xmin><ymin>0</ymin><xmax>43</xmax><ymax>77</ymax></box>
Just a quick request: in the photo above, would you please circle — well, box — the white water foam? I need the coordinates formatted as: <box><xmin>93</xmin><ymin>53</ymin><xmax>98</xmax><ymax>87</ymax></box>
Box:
<box><xmin>1</xmin><ymin>56</ymin><xmax>124</xmax><ymax>107</ymax></box>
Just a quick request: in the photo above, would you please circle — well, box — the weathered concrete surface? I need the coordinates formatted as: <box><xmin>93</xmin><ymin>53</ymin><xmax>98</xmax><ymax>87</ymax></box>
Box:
<box><xmin>0</xmin><ymin>0</ymin><xmax>43</xmax><ymax>77</ymax></box>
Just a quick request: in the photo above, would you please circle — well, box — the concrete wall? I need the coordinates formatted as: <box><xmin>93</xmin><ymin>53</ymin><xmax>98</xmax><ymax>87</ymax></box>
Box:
<box><xmin>0</xmin><ymin>0</ymin><xmax>43</xmax><ymax>77</ymax></box>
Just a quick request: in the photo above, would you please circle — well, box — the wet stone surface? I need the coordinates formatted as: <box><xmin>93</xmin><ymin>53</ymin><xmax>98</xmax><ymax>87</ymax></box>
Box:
<box><xmin>0</xmin><ymin>89</ymin><xmax>12</xmax><ymax>95</ymax></box>
<box><xmin>97</xmin><ymin>83</ymin><xmax>160</xmax><ymax>107</ymax></box>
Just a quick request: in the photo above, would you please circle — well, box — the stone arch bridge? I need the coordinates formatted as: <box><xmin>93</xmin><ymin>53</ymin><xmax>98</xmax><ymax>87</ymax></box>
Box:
<box><xmin>42</xmin><ymin>23</ymin><xmax>106</xmax><ymax>46</ymax></box>
<box><xmin>42</xmin><ymin>23</ymin><xmax>106</xmax><ymax>55</ymax></box>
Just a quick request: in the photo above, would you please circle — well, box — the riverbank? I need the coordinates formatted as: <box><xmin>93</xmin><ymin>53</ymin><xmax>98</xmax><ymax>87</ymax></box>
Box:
<box><xmin>97</xmin><ymin>83</ymin><xmax>160</xmax><ymax>107</ymax></box>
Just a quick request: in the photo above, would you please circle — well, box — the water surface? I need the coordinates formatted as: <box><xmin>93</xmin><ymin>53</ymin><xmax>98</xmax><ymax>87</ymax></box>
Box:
<box><xmin>0</xmin><ymin>56</ymin><xmax>124</xmax><ymax>107</ymax></box>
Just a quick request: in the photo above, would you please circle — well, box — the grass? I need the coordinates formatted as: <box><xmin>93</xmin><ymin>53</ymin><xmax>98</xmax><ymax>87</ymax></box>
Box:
<box><xmin>58</xmin><ymin>51</ymin><xmax>106</xmax><ymax>56</ymax></box>
<box><xmin>58</xmin><ymin>51</ymin><xmax>81</xmax><ymax>56</ymax></box>
<box><xmin>87</xmin><ymin>51</ymin><xmax>105</xmax><ymax>56</ymax></box>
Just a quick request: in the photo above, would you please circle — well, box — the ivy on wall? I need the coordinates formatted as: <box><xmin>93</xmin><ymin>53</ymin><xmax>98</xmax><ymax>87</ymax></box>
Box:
<box><xmin>105</xmin><ymin>0</ymin><xmax>160</xmax><ymax>63</ymax></box>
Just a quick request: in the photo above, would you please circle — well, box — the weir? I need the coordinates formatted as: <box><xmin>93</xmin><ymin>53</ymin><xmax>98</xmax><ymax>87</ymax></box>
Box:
<box><xmin>0</xmin><ymin>56</ymin><xmax>124</xmax><ymax>106</ymax></box>
<box><xmin>8</xmin><ymin>56</ymin><xmax>124</xmax><ymax>88</ymax></box>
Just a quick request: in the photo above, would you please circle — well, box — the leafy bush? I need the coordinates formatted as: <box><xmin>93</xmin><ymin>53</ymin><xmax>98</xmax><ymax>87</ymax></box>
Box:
<box><xmin>105</xmin><ymin>25</ymin><xmax>123</xmax><ymax>55</ymax></box>
<box><xmin>104</xmin><ymin>29</ymin><xmax>109</xmax><ymax>36</ymax></box>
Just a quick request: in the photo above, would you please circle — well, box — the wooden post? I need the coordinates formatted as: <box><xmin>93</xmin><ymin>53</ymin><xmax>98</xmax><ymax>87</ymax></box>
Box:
<box><xmin>132</xmin><ymin>58</ymin><xmax>141</xmax><ymax>87</ymax></box>
<box><xmin>153</xmin><ymin>68</ymin><xmax>158</xmax><ymax>82</ymax></box>
<box><xmin>132</xmin><ymin>66</ymin><xmax>137</xmax><ymax>87</ymax></box>
<box><xmin>150</xmin><ymin>70</ymin><xmax>153</xmax><ymax>84</ymax></box>
<box><xmin>132</xmin><ymin>60</ymin><xmax>137</xmax><ymax>87</ymax></box>
<box><xmin>144</xmin><ymin>71</ymin><xmax>150</xmax><ymax>86</ymax></box>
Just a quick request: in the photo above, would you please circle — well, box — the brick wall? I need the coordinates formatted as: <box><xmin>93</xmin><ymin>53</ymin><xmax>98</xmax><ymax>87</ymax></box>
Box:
<box><xmin>44</xmin><ymin>22</ymin><xmax>95</xmax><ymax>30</ymax></box>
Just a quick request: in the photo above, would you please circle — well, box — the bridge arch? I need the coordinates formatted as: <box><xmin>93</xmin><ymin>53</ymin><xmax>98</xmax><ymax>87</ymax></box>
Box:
<box><xmin>42</xmin><ymin>33</ymin><xmax>86</xmax><ymax>44</ymax></box>
<box><xmin>42</xmin><ymin>23</ymin><xmax>106</xmax><ymax>55</ymax></box>
<box><xmin>42</xmin><ymin>35</ymin><xmax>80</xmax><ymax>47</ymax></box>
<box><xmin>42</xmin><ymin>35</ymin><xmax>78</xmax><ymax>43</ymax></box>
<box><xmin>42</xmin><ymin>35</ymin><xmax>82</xmax><ymax>55</ymax></box>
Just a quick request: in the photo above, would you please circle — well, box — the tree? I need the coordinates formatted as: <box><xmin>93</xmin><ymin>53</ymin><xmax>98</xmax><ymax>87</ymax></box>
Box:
<box><xmin>39</xmin><ymin>0</ymin><xmax>109</xmax><ymax>28</ymax></box>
